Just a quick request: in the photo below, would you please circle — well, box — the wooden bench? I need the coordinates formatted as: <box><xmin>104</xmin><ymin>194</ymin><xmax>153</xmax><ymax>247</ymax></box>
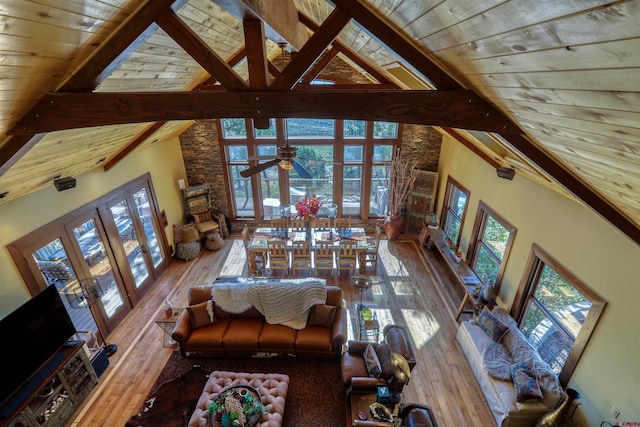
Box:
<box><xmin>422</xmin><ymin>226</ymin><xmax>494</xmax><ymax>320</ymax></box>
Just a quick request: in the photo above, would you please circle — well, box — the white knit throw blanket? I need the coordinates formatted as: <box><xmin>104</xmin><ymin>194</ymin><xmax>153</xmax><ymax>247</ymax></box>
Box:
<box><xmin>211</xmin><ymin>279</ymin><xmax>327</xmax><ymax>329</ymax></box>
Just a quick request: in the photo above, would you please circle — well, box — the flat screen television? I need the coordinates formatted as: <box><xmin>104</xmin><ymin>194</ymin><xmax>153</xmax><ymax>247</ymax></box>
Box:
<box><xmin>0</xmin><ymin>285</ymin><xmax>76</xmax><ymax>414</ymax></box>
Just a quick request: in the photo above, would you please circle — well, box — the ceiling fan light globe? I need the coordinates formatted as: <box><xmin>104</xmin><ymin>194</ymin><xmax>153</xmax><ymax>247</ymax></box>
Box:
<box><xmin>279</xmin><ymin>160</ymin><xmax>294</xmax><ymax>170</ymax></box>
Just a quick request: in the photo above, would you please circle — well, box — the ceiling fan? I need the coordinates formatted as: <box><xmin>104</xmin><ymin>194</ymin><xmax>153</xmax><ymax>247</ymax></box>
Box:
<box><xmin>240</xmin><ymin>142</ymin><xmax>313</xmax><ymax>179</ymax></box>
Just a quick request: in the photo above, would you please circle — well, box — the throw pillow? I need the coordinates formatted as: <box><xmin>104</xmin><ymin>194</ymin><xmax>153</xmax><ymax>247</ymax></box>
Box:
<box><xmin>476</xmin><ymin>306</ymin><xmax>510</xmax><ymax>342</ymax></box>
<box><xmin>363</xmin><ymin>343</ymin><xmax>382</xmax><ymax>378</ymax></box>
<box><xmin>308</xmin><ymin>304</ymin><xmax>337</xmax><ymax>328</ymax></box>
<box><xmin>511</xmin><ymin>359</ymin><xmax>543</xmax><ymax>402</ymax></box>
<box><xmin>187</xmin><ymin>300</ymin><xmax>216</xmax><ymax>328</ymax></box>
<box><xmin>181</xmin><ymin>224</ymin><xmax>200</xmax><ymax>243</ymax></box>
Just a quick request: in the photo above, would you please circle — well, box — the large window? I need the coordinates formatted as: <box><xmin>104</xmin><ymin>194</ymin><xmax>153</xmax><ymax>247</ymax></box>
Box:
<box><xmin>467</xmin><ymin>202</ymin><xmax>516</xmax><ymax>291</ymax></box>
<box><xmin>440</xmin><ymin>177</ymin><xmax>469</xmax><ymax>249</ymax></box>
<box><xmin>220</xmin><ymin>118</ymin><xmax>400</xmax><ymax>220</ymax></box>
<box><xmin>512</xmin><ymin>244</ymin><xmax>606</xmax><ymax>385</ymax></box>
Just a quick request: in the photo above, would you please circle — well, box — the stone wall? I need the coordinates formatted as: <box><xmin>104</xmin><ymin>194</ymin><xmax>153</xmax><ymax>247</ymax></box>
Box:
<box><xmin>178</xmin><ymin>56</ymin><xmax>442</xmax><ymax>220</ymax></box>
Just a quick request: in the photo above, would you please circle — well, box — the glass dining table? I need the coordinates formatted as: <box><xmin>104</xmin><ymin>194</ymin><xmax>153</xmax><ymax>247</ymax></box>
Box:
<box><xmin>247</xmin><ymin>227</ymin><xmax>369</xmax><ymax>273</ymax></box>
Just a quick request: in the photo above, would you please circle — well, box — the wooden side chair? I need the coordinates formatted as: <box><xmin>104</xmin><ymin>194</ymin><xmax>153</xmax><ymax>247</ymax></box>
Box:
<box><xmin>314</xmin><ymin>218</ymin><xmax>331</xmax><ymax>230</ymax></box>
<box><xmin>290</xmin><ymin>219</ymin><xmax>305</xmax><ymax>231</ymax></box>
<box><xmin>241</xmin><ymin>225</ymin><xmax>266</xmax><ymax>275</ymax></box>
<box><xmin>314</xmin><ymin>240</ymin><xmax>335</xmax><ymax>275</ymax></box>
<box><xmin>334</xmin><ymin>218</ymin><xmax>352</xmax><ymax>230</ymax></box>
<box><xmin>364</xmin><ymin>225</ymin><xmax>382</xmax><ymax>271</ymax></box>
<box><xmin>291</xmin><ymin>241</ymin><xmax>312</xmax><ymax>275</ymax></box>
<box><xmin>336</xmin><ymin>240</ymin><xmax>358</xmax><ymax>274</ymax></box>
<box><xmin>270</xmin><ymin>218</ymin><xmax>287</xmax><ymax>230</ymax></box>
<box><xmin>267</xmin><ymin>240</ymin><xmax>289</xmax><ymax>275</ymax></box>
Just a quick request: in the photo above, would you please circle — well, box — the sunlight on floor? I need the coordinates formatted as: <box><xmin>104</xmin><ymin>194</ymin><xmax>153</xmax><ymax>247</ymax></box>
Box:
<box><xmin>220</xmin><ymin>240</ymin><xmax>246</xmax><ymax>277</ymax></box>
<box><xmin>379</xmin><ymin>242</ymin><xmax>410</xmax><ymax>277</ymax></box>
<box><xmin>402</xmin><ymin>308</ymin><xmax>440</xmax><ymax>349</ymax></box>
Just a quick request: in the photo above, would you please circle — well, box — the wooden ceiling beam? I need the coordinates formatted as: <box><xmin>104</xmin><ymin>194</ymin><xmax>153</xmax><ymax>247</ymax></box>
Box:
<box><xmin>211</xmin><ymin>0</ymin><xmax>309</xmax><ymax>50</ymax></box>
<box><xmin>10</xmin><ymin>90</ymin><xmax>519</xmax><ymax>135</ymax></box>
<box><xmin>156</xmin><ymin>10</ymin><xmax>249</xmax><ymax>91</ymax></box>
<box><xmin>243</xmin><ymin>19</ymin><xmax>270</xmax><ymax>128</ymax></box>
<box><xmin>270</xmin><ymin>8</ymin><xmax>351</xmax><ymax>91</ymax></box>
<box><xmin>329</xmin><ymin>0</ymin><xmax>460</xmax><ymax>90</ymax></box>
<box><xmin>300</xmin><ymin>47</ymin><xmax>339</xmax><ymax>84</ymax></box>
<box><xmin>297</xmin><ymin>12</ymin><xmax>393</xmax><ymax>85</ymax></box>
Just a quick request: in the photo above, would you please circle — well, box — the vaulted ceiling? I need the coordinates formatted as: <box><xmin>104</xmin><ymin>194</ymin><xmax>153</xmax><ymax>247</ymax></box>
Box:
<box><xmin>1</xmin><ymin>0</ymin><xmax>639</xmax><ymax>245</ymax></box>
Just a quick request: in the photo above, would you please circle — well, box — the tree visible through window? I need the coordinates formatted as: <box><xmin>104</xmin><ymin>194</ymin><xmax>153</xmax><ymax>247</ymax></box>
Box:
<box><xmin>513</xmin><ymin>244</ymin><xmax>606</xmax><ymax>385</ymax></box>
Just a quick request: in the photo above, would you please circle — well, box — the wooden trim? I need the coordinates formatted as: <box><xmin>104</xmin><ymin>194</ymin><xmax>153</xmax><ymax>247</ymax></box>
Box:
<box><xmin>443</xmin><ymin>127</ymin><xmax>502</xmax><ymax>169</ymax></box>
<box><xmin>104</xmin><ymin>122</ymin><xmax>166</xmax><ymax>171</ymax></box>
<box><xmin>439</xmin><ymin>175</ymin><xmax>470</xmax><ymax>249</ymax></box>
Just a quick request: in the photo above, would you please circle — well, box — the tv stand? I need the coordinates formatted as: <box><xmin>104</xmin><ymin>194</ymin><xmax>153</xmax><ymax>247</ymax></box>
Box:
<box><xmin>0</xmin><ymin>343</ymin><xmax>98</xmax><ymax>427</ymax></box>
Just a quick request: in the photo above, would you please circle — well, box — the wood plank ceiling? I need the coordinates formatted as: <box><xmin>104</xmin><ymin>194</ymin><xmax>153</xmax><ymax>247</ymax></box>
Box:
<box><xmin>1</xmin><ymin>0</ymin><xmax>639</xmax><ymax>246</ymax></box>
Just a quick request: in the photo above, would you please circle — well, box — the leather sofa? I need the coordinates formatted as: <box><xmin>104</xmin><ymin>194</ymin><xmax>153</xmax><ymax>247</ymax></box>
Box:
<box><xmin>171</xmin><ymin>284</ymin><xmax>347</xmax><ymax>359</ymax></box>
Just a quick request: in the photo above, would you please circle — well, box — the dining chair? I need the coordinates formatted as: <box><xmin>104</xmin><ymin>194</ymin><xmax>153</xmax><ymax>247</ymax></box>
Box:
<box><xmin>314</xmin><ymin>218</ymin><xmax>331</xmax><ymax>230</ymax></box>
<box><xmin>364</xmin><ymin>225</ymin><xmax>382</xmax><ymax>271</ymax></box>
<box><xmin>241</xmin><ymin>225</ymin><xmax>266</xmax><ymax>275</ymax></box>
<box><xmin>336</xmin><ymin>240</ymin><xmax>358</xmax><ymax>274</ymax></box>
<box><xmin>290</xmin><ymin>219</ymin><xmax>306</xmax><ymax>231</ymax></box>
<box><xmin>291</xmin><ymin>241</ymin><xmax>312</xmax><ymax>275</ymax></box>
<box><xmin>334</xmin><ymin>218</ymin><xmax>352</xmax><ymax>230</ymax></box>
<box><xmin>267</xmin><ymin>240</ymin><xmax>289</xmax><ymax>276</ymax></box>
<box><xmin>270</xmin><ymin>218</ymin><xmax>287</xmax><ymax>230</ymax></box>
<box><xmin>314</xmin><ymin>240</ymin><xmax>335</xmax><ymax>275</ymax></box>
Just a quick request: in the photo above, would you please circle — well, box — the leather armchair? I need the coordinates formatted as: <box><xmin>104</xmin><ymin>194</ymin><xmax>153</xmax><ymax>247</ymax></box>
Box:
<box><xmin>341</xmin><ymin>325</ymin><xmax>416</xmax><ymax>399</ymax></box>
<box><xmin>352</xmin><ymin>403</ymin><xmax>439</xmax><ymax>427</ymax></box>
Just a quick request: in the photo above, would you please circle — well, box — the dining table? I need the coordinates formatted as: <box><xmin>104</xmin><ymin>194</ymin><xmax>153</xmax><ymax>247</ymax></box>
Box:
<box><xmin>247</xmin><ymin>226</ymin><xmax>369</xmax><ymax>273</ymax></box>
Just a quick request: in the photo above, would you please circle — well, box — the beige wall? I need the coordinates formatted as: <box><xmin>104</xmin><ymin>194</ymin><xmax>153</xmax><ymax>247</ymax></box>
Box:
<box><xmin>437</xmin><ymin>136</ymin><xmax>640</xmax><ymax>426</ymax></box>
<box><xmin>0</xmin><ymin>138</ymin><xmax>187</xmax><ymax>315</ymax></box>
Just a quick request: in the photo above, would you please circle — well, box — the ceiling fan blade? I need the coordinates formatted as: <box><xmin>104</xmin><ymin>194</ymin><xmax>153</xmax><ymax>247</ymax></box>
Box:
<box><xmin>291</xmin><ymin>160</ymin><xmax>312</xmax><ymax>179</ymax></box>
<box><xmin>248</xmin><ymin>155</ymin><xmax>277</xmax><ymax>161</ymax></box>
<box><xmin>240</xmin><ymin>159</ymin><xmax>280</xmax><ymax>178</ymax></box>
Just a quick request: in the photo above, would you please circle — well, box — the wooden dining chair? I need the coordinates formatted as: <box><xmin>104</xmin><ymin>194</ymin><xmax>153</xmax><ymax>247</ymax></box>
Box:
<box><xmin>314</xmin><ymin>218</ymin><xmax>331</xmax><ymax>230</ymax></box>
<box><xmin>364</xmin><ymin>225</ymin><xmax>382</xmax><ymax>271</ymax></box>
<box><xmin>241</xmin><ymin>225</ymin><xmax>266</xmax><ymax>275</ymax></box>
<box><xmin>270</xmin><ymin>218</ymin><xmax>287</xmax><ymax>230</ymax></box>
<box><xmin>334</xmin><ymin>218</ymin><xmax>352</xmax><ymax>230</ymax></box>
<box><xmin>314</xmin><ymin>240</ymin><xmax>335</xmax><ymax>275</ymax></box>
<box><xmin>336</xmin><ymin>240</ymin><xmax>358</xmax><ymax>274</ymax></box>
<box><xmin>267</xmin><ymin>240</ymin><xmax>289</xmax><ymax>276</ymax></box>
<box><xmin>290</xmin><ymin>219</ymin><xmax>306</xmax><ymax>231</ymax></box>
<box><xmin>291</xmin><ymin>241</ymin><xmax>312</xmax><ymax>275</ymax></box>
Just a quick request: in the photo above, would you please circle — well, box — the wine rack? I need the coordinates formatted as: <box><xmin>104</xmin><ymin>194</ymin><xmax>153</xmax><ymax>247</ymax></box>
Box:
<box><xmin>1</xmin><ymin>343</ymin><xmax>98</xmax><ymax>427</ymax></box>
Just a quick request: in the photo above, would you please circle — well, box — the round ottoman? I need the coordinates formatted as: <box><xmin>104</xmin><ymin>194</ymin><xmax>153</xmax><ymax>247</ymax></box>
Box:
<box><xmin>205</xmin><ymin>232</ymin><xmax>224</xmax><ymax>250</ymax></box>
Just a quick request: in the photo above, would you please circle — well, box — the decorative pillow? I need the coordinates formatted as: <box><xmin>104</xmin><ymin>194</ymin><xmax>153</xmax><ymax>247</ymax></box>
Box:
<box><xmin>187</xmin><ymin>300</ymin><xmax>216</xmax><ymax>328</ymax></box>
<box><xmin>308</xmin><ymin>304</ymin><xmax>337</xmax><ymax>328</ymax></box>
<box><xmin>476</xmin><ymin>306</ymin><xmax>510</xmax><ymax>342</ymax></box>
<box><xmin>363</xmin><ymin>343</ymin><xmax>382</xmax><ymax>378</ymax></box>
<box><xmin>196</xmin><ymin>220</ymin><xmax>219</xmax><ymax>234</ymax></box>
<box><xmin>215</xmin><ymin>213</ymin><xmax>230</xmax><ymax>237</ymax></box>
<box><xmin>511</xmin><ymin>358</ymin><xmax>543</xmax><ymax>402</ymax></box>
<box><xmin>181</xmin><ymin>224</ymin><xmax>200</xmax><ymax>243</ymax></box>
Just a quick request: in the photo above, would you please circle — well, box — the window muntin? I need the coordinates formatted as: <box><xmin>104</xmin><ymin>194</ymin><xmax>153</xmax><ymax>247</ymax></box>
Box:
<box><xmin>468</xmin><ymin>202</ymin><xmax>515</xmax><ymax>291</ymax></box>
<box><xmin>286</xmin><ymin>118</ymin><xmax>335</xmax><ymax>138</ymax></box>
<box><xmin>514</xmin><ymin>245</ymin><xmax>606</xmax><ymax>385</ymax></box>
<box><xmin>221</xmin><ymin>118</ymin><xmax>247</xmax><ymax>138</ymax></box>
<box><xmin>441</xmin><ymin>178</ymin><xmax>469</xmax><ymax>248</ymax></box>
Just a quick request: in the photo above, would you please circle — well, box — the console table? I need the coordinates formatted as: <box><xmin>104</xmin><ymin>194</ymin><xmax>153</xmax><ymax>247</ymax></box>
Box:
<box><xmin>425</xmin><ymin>227</ymin><xmax>494</xmax><ymax>320</ymax></box>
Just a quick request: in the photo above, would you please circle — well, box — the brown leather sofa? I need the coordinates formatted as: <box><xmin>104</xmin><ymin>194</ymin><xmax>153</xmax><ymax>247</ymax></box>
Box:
<box><xmin>171</xmin><ymin>285</ymin><xmax>347</xmax><ymax>359</ymax></box>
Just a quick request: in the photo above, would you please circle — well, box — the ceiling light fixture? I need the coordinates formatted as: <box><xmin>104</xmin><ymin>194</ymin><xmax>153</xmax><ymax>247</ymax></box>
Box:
<box><xmin>279</xmin><ymin>159</ymin><xmax>294</xmax><ymax>170</ymax></box>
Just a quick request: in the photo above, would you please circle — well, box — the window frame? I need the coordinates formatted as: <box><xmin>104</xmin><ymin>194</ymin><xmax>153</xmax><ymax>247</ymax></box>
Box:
<box><xmin>511</xmin><ymin>244</ymin><xmax>606</xmax><ymax>385</ymax></box>
<box><xmin>440</xmin><ymin>176</ymin><xmax>470</xmax><ymax>249</ymax></box>
<box><xmin>467</xmin><ymin>201</ymin><xmax>516</xmax><ymax>293</ymax></box>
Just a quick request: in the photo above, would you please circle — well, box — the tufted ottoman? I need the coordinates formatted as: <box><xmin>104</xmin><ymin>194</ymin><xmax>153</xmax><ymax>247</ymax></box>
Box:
<box><xmin>188</xmin><ymin>371</ymin><xmax>289</xmax><ymax>427</ymax></box>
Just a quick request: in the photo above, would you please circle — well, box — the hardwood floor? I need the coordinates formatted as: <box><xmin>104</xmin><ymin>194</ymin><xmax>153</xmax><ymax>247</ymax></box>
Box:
<box><xmin>68</xmin><ymin>234</ymin><xmax>495</xmax><ymax>426</ymax></box>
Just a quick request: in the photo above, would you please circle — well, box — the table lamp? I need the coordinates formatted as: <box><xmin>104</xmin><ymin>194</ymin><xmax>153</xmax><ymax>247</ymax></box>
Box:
<box><xmin>390</xmin><ymin>352</ymin><xmax>410</xmax><ymax>404</ymax></box>
<box><xmin>327</xmin><ymin>203</ymin><xmax>338</xmax><ymax>239</ymax></box>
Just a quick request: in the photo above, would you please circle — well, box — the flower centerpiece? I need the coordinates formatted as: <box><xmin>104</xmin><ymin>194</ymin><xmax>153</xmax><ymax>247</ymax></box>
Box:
<box><xmin>208</xmin><ymin>386</ymin><xmax>264</xmax><ymax>427</ymax></box>
<box><xmin>294</xmin><ymin>196</ymin><xmax>322</xmax><ymax>220</ymax></box>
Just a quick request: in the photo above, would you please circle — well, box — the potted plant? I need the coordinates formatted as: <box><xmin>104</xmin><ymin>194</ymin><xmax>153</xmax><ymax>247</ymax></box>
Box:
<box><xmin>384</xmin><ymin>153</ymin><xmax>417</xmax><ymax>240</ymax></box>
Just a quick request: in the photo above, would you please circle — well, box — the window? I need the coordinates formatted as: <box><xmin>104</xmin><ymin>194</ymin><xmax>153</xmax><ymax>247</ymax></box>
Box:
<box><xmin>440</xmin><ymin>177</ymin><xmax>469</xmax><ymax>248</ymax></box>
<box><xmin>286</xmin><ymin>118</ymin><xmax>334</xmax><ymax>138</ymax></box>
<box><xmin>512</xmin><ymin>244</ymin><xmax>606</xmax><ymax>385</ymax></box>
<box><xmin>370</xmin><ymin>145</ymin><xmax>393</xmax><ymax>217</ymax></box>
<box><xmin>467</xmin><ymin>202</ymin><xmax>516</xmax><ymax>290</ymax></box>
<box><xmin>373</xmin><ymin>121</ymin><xmax>398</xmax><ymax>138</ymax></box>
<box><xmin>221</xmin><ymin>118</ymin><xmax>247</xmax><ymax>138</ymax></box>
<box><xmin>344</xmin><ymin>120</ymin><xmax>365</xmax><ymax>138</ymax></box>
<box><xmin>343</xmin><ymin>146</ymin><xmax>363</xmax><ymax>216</ymax></box>
<box><xmin>289</xmin><ymin>145</ymin><xmax>334</xmax><ymax>206</ymax></box>
<box><xmin>227</xmin><ymin>145</ymin><xmax>254</xmax><ymax>218</ymax></box>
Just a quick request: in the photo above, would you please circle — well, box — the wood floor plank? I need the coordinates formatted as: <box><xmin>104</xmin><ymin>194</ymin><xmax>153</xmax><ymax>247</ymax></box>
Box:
<box><xmin>67</xmin><ymin>234</ymin><xmax>495</xmax><ymax>426</ymax></box>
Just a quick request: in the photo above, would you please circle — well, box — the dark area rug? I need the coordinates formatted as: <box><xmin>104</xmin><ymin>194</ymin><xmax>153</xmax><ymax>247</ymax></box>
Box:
<box><xmin>127</xmin><ymin>351</ymin><xmax>346</xmax><ymax>427</ymax></box>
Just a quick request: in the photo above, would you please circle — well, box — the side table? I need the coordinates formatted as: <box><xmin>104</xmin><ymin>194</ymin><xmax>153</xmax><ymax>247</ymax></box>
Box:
<box><xmin>155</xmin><ymin>309</ymin><xmax>182</xmax><ymax>347</ymax></box>
<box><xmin>349</xmin><ymin>392</ymin><xmax>397</xmax><ymax>426</ymax></box>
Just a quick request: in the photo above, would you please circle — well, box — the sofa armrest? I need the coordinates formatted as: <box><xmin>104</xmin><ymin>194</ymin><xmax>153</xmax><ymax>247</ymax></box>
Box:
<box><xmin>350</xmin><ymin>377</ymin><xmax>388</xmax><ymax>391</ymax></box>
<box><xmin>346</xmin><ymin>340</ymin><xmax>374</xmax><ymax>355</ymax></box>
<box><xmin>353</xmin><ymin>420</ymin><xmax>391</xmax><ymax>427</ymax></box>
<box><xmin>171</xmin><ymin>310</ymin><xmax>192</xmax><ymax>356</ymax></box>
<box><xmin>399</xmin><ymin>403</ymin><xmax>439</xmax><ymax>427</ymax></box>
<box><xmin>332</xmin><ymin>306</ymin><xmax>349</xmax><ymax>352</ymax></box>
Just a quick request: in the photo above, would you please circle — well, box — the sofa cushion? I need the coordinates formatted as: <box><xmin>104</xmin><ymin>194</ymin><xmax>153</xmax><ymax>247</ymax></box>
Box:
<box><xmin>511</xmin><ymin>359</ymin><xmax>543</xmax><ymax>402</ymax></box>
<box><xmin>187</xmin><ymin>301</ymin><xmax>216</xmax><ymax>329</ymax></box>
<box><xmin>476</xmin><ymin>306</ymin><xmax>510</xmax><ymax>342</ymax></box>
<box><xmin>258</xmin><ymin>323</ymin><xmax>296</xmax><ymax>350</ymax></box>
<box><xmin>186</xmin><ymin>319</ymin><xmax>229</xmax><ymax>351</ymax></box>
<box><xmin>363</xmin><ymin>343</ymin><xmax>382</xmax><ymax>377</ymax></box>
<box><xmin>222</xmin><ymin>318</ymin><xmax>264</xmax><ymax>349</ymax></box>
<box><xmin>295</xmin><ymin>325</ymin><xmax>332</xmax><ymax>352</ymax></box>
<box><xmin>308</xmin><ymin>304</ymin><xmax>337</xmax><ymax>328</ymax></box>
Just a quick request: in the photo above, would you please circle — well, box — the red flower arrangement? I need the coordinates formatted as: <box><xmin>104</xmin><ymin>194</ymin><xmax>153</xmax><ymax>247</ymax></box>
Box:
<box><xmin>295</xmin><ymin>196</ymin><xmax>322</xmax><ymax>220</ymax></box>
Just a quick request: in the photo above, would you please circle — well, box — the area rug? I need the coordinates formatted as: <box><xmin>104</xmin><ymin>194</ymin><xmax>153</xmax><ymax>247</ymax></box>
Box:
<box><xmin>127</xmin><ymin>351</ymin><xmax>346</xmax><ymax>427</ymax></box>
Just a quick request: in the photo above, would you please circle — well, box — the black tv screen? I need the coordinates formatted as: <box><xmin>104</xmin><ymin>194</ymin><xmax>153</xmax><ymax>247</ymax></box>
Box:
<box><xmin>0</xmin><ymin>285</ymin><xmax>76</xmax><ymax>411</ymax></box>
